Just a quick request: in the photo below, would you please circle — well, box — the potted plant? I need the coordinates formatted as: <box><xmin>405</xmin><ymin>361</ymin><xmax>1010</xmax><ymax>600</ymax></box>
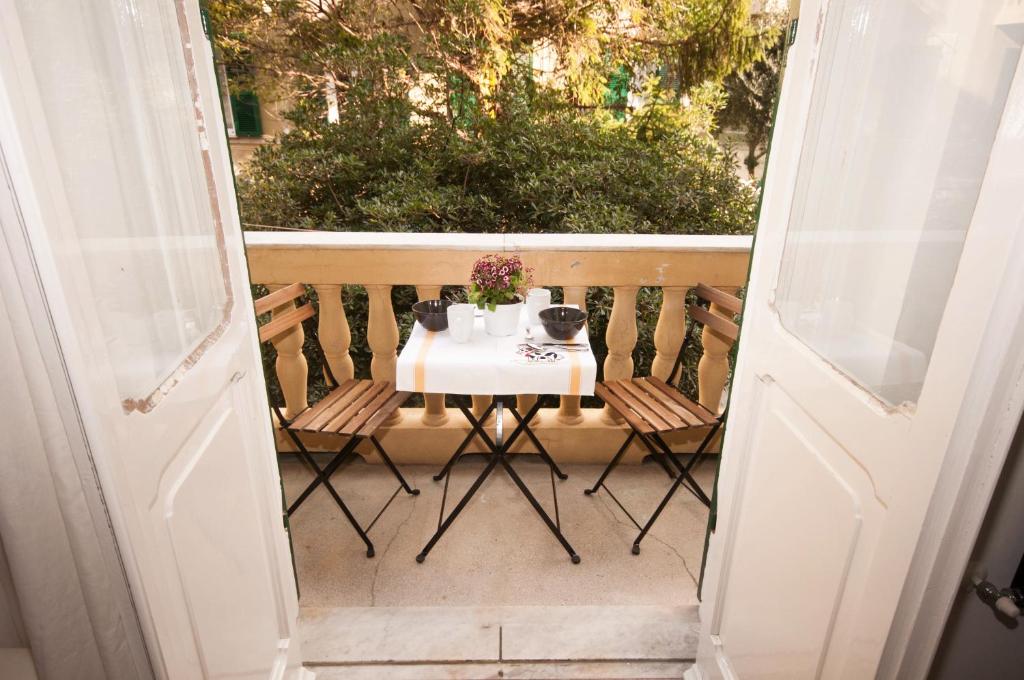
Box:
<box><xmin>468</xmin><ymin>254</ymin><xmax>532</xmax><ymax>336</ymax></box>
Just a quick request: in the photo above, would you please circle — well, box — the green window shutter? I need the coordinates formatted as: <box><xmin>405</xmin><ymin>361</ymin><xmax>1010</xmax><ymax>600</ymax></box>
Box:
<box><xmin>603</xmin><ymin>65</ymin><xmax>630</xmax><ymax>120</ymax></box>
<box><xmin>231</xmin><ymin>91</ymin><xmax>262</xmax><ymax>137</ymax></box>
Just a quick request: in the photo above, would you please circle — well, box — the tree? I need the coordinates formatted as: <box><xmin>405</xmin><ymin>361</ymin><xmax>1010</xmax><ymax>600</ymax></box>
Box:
<box><xmin>718</xmin><ymin>34</ymin><xmax>784</xmax><ymax>178</ymax></box>
<box><xmin>206</xmin><ymin>0</ymin><xmax>780</xmax><ymax>116</ymax></box>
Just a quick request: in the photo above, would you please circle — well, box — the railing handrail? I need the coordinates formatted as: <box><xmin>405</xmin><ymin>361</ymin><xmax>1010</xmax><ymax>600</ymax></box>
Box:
<box><xmin>244</xmin><ymin>230</ymin><xmax>753</xmax><ymax>253</ymax></box>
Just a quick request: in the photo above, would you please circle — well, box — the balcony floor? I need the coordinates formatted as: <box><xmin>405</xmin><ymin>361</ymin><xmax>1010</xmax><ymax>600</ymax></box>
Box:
<box><xmin>281</xmin><ymin>455</ymin><xmax>713</xmax><ymax>608</ymax></box>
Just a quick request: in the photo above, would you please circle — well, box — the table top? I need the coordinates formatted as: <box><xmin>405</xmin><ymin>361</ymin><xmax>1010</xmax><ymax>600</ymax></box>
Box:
<box><xmin>396</xmin><ymin>306</ymin><xmax>597</xmax><ymax>396</ymax></box>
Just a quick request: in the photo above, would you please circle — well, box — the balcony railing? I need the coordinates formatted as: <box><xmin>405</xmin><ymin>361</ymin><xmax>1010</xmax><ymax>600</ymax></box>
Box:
<box><xmin>244</xmin><ymin>231</ymin><xmax>752</xmax><ymax>463</ymax></box>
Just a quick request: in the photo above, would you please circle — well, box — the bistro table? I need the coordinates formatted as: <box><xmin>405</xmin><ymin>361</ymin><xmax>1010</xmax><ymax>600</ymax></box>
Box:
<box><xmin>396</xmin><ymin>305</ymin><xmax>597</xmax><ymax>563</ymax></box>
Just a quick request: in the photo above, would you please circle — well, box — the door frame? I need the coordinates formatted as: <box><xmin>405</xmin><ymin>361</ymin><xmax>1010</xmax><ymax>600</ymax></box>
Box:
<box><xmin>0</xmin><ymin>104</ymin><xmax>155</xmax><ymax>678</ymax></box>
<box><xmin>694</xmin><ymin>0</ymin><xmax>1024</xmax><ymax>677</ymax></box>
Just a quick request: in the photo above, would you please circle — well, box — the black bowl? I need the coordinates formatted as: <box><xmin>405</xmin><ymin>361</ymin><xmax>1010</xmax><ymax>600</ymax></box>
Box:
<box><xmin>412</xmin><ymin>299</ymin><xmax>452</xmax><ymax>331</ymax></box>
<box><xmin>539</xmin><ymin>306</ymin><xmax>587</xmax><ymax>340</ymax></box>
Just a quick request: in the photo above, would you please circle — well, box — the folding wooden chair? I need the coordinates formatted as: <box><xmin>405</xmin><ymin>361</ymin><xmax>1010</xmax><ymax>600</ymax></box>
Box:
<box><xmin>584</xmin><ymin>283</ymin><xmax>741</xmax><ymax>554</ymax></box>
<box><xmin>256</xmin><ymin>283</ymin><xmax>419</xmax><ymax>558</ymax></box>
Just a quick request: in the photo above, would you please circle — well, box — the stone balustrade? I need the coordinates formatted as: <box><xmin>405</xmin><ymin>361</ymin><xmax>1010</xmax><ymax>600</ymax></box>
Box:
<box><xmin>245</xmin><ymin>231</ymin><xmax>751</xmax><ymax>464</ymax></box>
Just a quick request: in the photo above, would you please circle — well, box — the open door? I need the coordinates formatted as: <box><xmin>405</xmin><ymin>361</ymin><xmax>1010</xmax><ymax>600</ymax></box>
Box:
<box><xmin>697</xmin><ymin>0</ymin><xmax>1024</xmax><ymax>678</ymax></box>
<box><xmin>0</xmin><ymin>1</ymin><xmax>305</xmax><ymax>678</ymax></box>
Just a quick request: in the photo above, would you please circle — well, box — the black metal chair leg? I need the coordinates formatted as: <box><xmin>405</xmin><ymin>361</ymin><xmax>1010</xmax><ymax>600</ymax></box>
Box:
<box><xmin>636</xmin><ymin>431</ymin><xmax>710</xmax><ymax>507</ymax></box>
<box><xmin>632</xmin><ymin>470</ymin><xmax>689</xmax><ymax>555</ymax></box>
<box><xmin>416</xmin><ymin>454</ymin><xmax>500</xmax><ymax>563</ymax></box>
<box><xmin>651</xmin><ymin>451</ymin><xmax>678</xmax><ymax>480</ymax></box>
<box><xmin>369</xmin><ymin>436</ymin><xmax>420</xmax><ymax>496</ymax></box>
<box><xmin>283</xmin><ymin>436</ymin><xmax>375</xmax><ymax>557</ymax></box>
<box><xmin>501</xmin><ymin>457</ymin><xmax>581</xmax><ymax>564</ymax></box>
<box><xmin>585</xmin><ymin>430</ymin><xmax>635</xmax><ymax>495</ymax></box>
<box><xmin>649</xmin><ymin>432</ymin><xmax>713</xmax><ymax>507</ymax></box>
<box><xmin>285</xmin><ymin>435</ymin><xmax>360</xmax><ymax>515</ymax></box>
<box><xmin>323</xmin><ymin>477</ymin><xmax>377</xmax><ymax>558</ymax></box>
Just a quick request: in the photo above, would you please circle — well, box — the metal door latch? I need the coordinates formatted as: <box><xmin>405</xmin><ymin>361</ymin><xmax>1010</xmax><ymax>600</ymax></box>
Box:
<box><xmin>969</xmin><ymin>565</ymin><xmax>1023</xmax><ymax>623</ymax></box>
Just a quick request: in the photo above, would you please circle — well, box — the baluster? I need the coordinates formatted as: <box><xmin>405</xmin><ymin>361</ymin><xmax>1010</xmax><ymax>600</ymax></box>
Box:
<box><xmin>651</xmin><ymin>287</ymin><xmax>687</xmax><ymax>381</ymax></box>
<box><xmin>366</xmin><ymin>284</ymin><xmax>401</xmax><ymax>425</ymax></box>
<box><xmin>268</xmin><ymin>284</ymin><xmax>308</xmax><ymax>420</ymax></box>
<box><xmin>314</xmin><ymin>284</ymin><xmax>354</xmax><ymax>384</ymax></box>
<box><xmin>416</xmin><ymin>285</ymin><xmax>449</xmax><ymax>426</ymax></box>
<box><xmin>601</xmin><ymin>286</ymin><xmax>639</xmax><ymax>424</ymax></box>
<box><xmin>557</xmin><ymin>286</ymin><xmax>588</xmax><ymax>424</ymax></box>
<box><xmin>698</xmin><ymin>298</ymin><xmax>737</xmax><ymax>414</ymax></box>
<box><xmin>472</xmin><ymin>394</ymin><xmax>493</xmax><ymax>425</ymax></box>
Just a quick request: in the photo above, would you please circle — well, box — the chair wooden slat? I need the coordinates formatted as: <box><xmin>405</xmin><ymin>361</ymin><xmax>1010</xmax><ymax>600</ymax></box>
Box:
<box><xmin>603</xmin><ymin>380</ymin><xmax>676</xmax><ymax>432</ymax></box>
<box><xmin>595</xmin><ymin>383</ymin><xmax>655</xmax><ymax>434</ymax></box>
<box><xmin>290</xmin><ymin>380</ymin><xmax>359</xmax><ymax>431</ymax></box>
<box><xmin>324</xmin><ymin>381</ymin><xmax>391</xmax><ymax>433</ymax></box>
<box><xmin>633</xmin><ymin>378</ymin><xmax>705</xmax><ymax>427</ymax></box>
<box><xmin>644</xmin><ymin>377</ymin><xmax>718</xmax><ymax>425</ymax></box>
<box><xmin>687</xmin><ymin>304</ymin><xmax>739</xmax><ymax>342</ymax></box>
<box><xmin>341</xmin><ymin>383</ymin><xmax>400</xmax><ymax>436</ymax></box>
<box><xmin>258</xmin><ymin>303</ymin><xmax>315</xmax><ymax>343</ymax></box>
<box><xmin>614</xmin><ymin>379</ymin><xmax>688</xmax><ymax>431</ymax></box>
<box><xmin>356</xmin><ymin>390</ymin><xmax>411</xmax><ymax>437</ymax></box>
<box><xmin>694</xmin><ymin>283</ymin><xmax>742</xmax><ymax>315</ymax></box>
<box><xmin>299</xmin><ymin>380</ymin><xmax>372</xmax><ymax>432</ymax></box>
<box><xmin>254</xmin><ymin>282</ymin><xmax>307</xmax><ymax>316</ymax></box>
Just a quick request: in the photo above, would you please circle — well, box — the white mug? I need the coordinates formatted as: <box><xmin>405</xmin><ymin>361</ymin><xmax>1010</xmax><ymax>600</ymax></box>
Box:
<box><xmin>447</xmin><ymin>304</ymin><xmax>475</xmax><ymax>343</ymax></box>
<box><xmin>525</xmin><ymin>288</ymin><xmax>552</xmax><ymax>326</ymax></box>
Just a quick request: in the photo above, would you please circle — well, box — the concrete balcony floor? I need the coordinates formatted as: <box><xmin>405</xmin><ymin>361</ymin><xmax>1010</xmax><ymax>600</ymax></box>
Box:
<box><xmin>281</xmin><ymin>455</ymin><xmax>712</xmax><ymax>677</ymax></box>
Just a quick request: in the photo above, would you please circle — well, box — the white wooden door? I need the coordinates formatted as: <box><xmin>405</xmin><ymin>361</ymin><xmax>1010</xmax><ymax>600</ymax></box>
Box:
<box><xmin>697</xmin><ymin>1</ymin><xmax>1024</xmax><ymax>678</ymax></box>
<box><xmin>0</xmin><ymin>2</ymin><xmax>305</xmax><ymax>679</ymax></box>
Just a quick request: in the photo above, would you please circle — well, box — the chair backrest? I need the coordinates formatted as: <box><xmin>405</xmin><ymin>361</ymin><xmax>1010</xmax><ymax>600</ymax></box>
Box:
<box><xmin>253</xmin><ymin>284</ymin><xmax>337</xmax><ymax>415</ymax></box>
<box><xmin>255</xmin><ymin>283</ymin><xmax>316</xmax><ymax>344</ymax></box>
<box><xmin>666</xmin><ymin>283</ymin><xmax>743</xmax><ymax>395</ymax></box>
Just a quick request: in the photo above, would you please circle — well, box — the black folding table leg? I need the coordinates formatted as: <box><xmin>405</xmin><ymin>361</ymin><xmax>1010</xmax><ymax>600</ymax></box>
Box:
<box><xmin>501</xmin><ymin>456</ymin><xmax>580</xmax><ymax>563</ymax></box>
<box><xmin>416</xmin><ymin>454</ymin><xmax>500</xmax><ymax>563</ymax></box>
<box><xmin>508</xmin><ymin>404</ymin><xmax>568</xmax><ymax>480</ymax></box>
<box><xmin>369</xmin><ymin>436</ymin><xmax>420</xmax><ymax>496</ymax></box>
<box><xmin>432</xmin><ymin>402</ymin><xmax>497</xmax><ymax>481</ymax></box>
<box><xmin>584</xmin><ymin>430</ymin><xmax>635</xmax><ymax>495</ymax></box>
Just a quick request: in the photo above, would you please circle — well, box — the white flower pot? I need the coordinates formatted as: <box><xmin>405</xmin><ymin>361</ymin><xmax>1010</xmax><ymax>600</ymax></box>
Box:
<box><xmin>483</xmin><ymin>302</ymin><xmax>522</xmax><ymax>337</ymax></box>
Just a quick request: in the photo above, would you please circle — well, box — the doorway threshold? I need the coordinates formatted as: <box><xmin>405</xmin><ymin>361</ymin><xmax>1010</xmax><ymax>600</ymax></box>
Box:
<box><xmin>301</xmin><ymin>604</ymin><xmax>697</xmax><ymax>679</ymax></box>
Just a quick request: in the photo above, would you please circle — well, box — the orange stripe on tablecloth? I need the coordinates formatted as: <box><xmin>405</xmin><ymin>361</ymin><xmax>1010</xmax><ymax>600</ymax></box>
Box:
<box><xmin>566</xmin><ymin>335</ymin><xmax>582</xmax><ymax>396</ymax></box>
<box><xmin>414</xmin><ymin>331</ymin><xmax>437</xmax><ymax>392</ymax></box>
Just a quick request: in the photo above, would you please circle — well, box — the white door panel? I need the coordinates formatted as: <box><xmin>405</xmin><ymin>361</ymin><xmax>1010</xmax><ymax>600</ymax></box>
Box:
<box><xmin>698</xmin><ymin>0</ymin><xmax>1024</xmax><ymax>678</ymax></box>
<box><xmin>717</xmin><ymin>380</ymin><xmax>885</xmax><ymax>679</ymax></box>
<box><xmin>0</xmin><ymin>1</ymin><xmax>304</xmax><ymax>678</ymax></box>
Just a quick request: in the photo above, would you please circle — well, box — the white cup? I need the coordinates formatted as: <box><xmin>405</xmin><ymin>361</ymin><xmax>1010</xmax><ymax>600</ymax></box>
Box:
<box><xmin>447</xmin><ymin>304</ymin><xmax>475</xmax><ymax>343</ymax></box>
<box><xmin>525</xmin><ymin>288</ymin><xmax>552</xmax><ymax>326</ymax></box>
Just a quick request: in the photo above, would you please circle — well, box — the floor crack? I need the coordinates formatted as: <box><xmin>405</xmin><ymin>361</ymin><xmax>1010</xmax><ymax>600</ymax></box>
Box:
<box><xmin>593</xmin><ymin>489</ymin><xmax>700</xmax><ymax>586</ymax></box>
<box><xmin>369</xmin><ymin>476</ymin><xmax>421</xmax><ymax>607</ymax></box>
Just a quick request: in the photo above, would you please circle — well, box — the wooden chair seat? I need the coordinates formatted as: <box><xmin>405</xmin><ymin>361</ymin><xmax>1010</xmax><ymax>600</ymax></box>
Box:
<box><xmin>289</xmin><ymin>379</ymin><xmax>409</xmax><ymax>438</ymax></box>
<box><xmin>596</xmin><ymin>376</ymin><xmax>717</xmax><ymax>435</ymax></box>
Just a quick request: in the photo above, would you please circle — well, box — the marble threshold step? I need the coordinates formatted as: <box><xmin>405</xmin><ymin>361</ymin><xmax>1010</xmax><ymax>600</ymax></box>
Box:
<box><xmin>301</xmin><ymin>604</ymin><xmax>698</xmax><ymax>679</ymax></box>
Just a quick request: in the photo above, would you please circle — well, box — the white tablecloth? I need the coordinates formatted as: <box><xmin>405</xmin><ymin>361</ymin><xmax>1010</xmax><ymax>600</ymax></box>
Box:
<box><xmin>396</xmin><ymin>307</ymin><xmax>597</xmax><ymax>396</ymax></box>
